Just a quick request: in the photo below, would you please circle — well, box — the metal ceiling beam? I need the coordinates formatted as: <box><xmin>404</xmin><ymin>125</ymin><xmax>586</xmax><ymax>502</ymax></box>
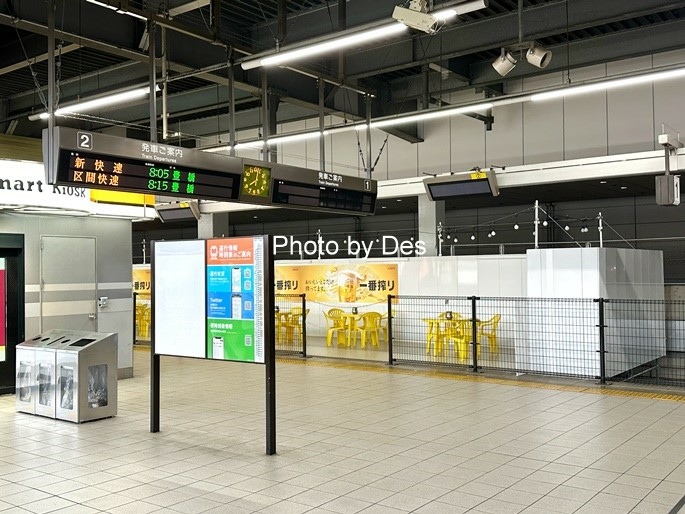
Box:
<box><xmin>0</xmin><ymin>42</ymin><xmax>79</xmax><ymax>76</ymax></box>
<box><xmin>342</xmin><ymin>0</ymin><xmax>685</xmax><ymax>79</ymax></box>
<box><xmin>168</xmin><ymin>0</ymin><xmax>210</xmax><ymax>18</ymax></box>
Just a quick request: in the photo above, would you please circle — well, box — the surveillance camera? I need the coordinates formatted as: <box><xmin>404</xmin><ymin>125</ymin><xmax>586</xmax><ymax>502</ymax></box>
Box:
<box><xmin>392</xmin><ymin>6</ymin><xmax>440</xmax><ymax>33</ymax></box>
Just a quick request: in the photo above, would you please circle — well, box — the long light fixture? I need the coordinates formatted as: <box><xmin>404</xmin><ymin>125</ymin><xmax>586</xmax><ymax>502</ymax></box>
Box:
<box><xmin>28</xmin><ymin>86</ymin><xmax>158</xmax><ymax>121</ymax></box>
<box><xmin>241</xmin><ymin>1</ymin><xmax>488</xmax><ymax>71</ymax></box>
<box><xmin>203</xmin><ymin>66</ymin><xmax>685</xmax><ymax>153</ymax></box>
<box><xmin>367</xmin><ymin>102</ymin><xmax>493</xmax><ymax>129</ymax></box>
<box><xmin>242</xmin><ymin>23</ymin><xmax>407</xmax><ymax>70</ymax></box>
<box><xmin>86</xmin><ymin>0</ymin><xmax>147</xmax><ymax>20</ymax></box>
<box><xmin>532</xmin><ymin>68</ymin><xmax>685</xmax><ymax>101</ymax></box>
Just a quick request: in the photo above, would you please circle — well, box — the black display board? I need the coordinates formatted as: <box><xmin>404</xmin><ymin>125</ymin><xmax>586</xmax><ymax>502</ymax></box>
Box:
<box><xmin>45</xmin><ymin>127</ymin><xmax>378</xmax><ymax>215</ymax></box>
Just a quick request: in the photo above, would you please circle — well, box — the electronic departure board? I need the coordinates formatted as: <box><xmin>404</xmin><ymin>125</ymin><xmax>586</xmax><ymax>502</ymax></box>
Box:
<box><xmin>45</xmin><ymin>127</ymin><xmax>377</xmax><ymax>215</ymax></box>
<box><xmin>56</xmin><ymin>149</ymin><xmax>240</xmax><ymax>202</ymax></box>
<box><xmin>272</xmin><ymin>180</ymin><xmax>375</xmax><ymax>213</ymax></box>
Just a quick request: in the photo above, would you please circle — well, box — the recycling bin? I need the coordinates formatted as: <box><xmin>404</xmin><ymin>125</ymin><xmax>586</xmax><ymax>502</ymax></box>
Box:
<box><xmin>16</xmin><ymin>330</ymin><xmax>118</xmax><ymax>423</ymax></box>
<box><xmin>55</xmin><ymin>332</ymin><xmax>118</xmax><ymax>423</ymax></box>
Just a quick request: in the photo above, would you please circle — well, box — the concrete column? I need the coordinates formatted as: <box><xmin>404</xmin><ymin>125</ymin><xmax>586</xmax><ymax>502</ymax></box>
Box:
<box><xmin>198</xmin><ymin>212</ymin><xmax>229</xmax><ymax>239</ymax></box>
<box><xmin>418</xmin><ymin>194</ymin><xmax>445</xmax><ymax>256</ymax></box>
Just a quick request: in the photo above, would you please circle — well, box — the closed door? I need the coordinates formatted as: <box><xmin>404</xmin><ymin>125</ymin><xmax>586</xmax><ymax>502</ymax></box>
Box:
<box><xmin>40</xmin><ymin>236</ymin><xmax>97</xmax><ymax>332</ymax></box>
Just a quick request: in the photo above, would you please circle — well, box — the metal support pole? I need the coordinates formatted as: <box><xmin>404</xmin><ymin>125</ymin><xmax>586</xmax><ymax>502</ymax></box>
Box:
<box><xmin>470</xmin><ymin>296</ymin><xmax>479</xmax><ymax>372</ymax></box>
<box><xmin>133</xmin><ymin>291</ymin><xmax>138</xmax><ymax>346</ymax></box>
<box><xmin>47</xmin><ymin>0</ymin><xmax>55</xmax><ymax>188</ymax></box>
<box><xmin>365</xmin><ymin>94</ymin><xmax>372</xmax><ymax>179</ymax></box>
<box><xmin>300</xmin><ymin>293</ymin><xmax>307</xmax><ymax>358</ymax></box>
<box><xmin>598</xmin><ymin>212</ymin><xmax>604</xmax><ymax>248</ymax></box>
<box><xmin>387</xmin><ymin>294</ymin><xmax>394</xmax><ymax>365</ymax></box>
<box><xmin>261</xmin><ymin>69</ymin><xmax>269</xmax><ymax>161</ymax></box>
<box><xmin>534</xmin><ymin>200</ymin><xmax>540</xmax><ymax>249</ymax></box>
<box><xmin>228</xmin><ymin>60</ymin><xmax>237</xmax><ymax>156</ymax></box>
<box><xmin>161</xmin><ymin>27</ymin><xmax>168</xmax><ymax>140</ymax></box>
<box><xmin>264</xmin><ymin>236</ymin><xmax>276</xmax><ymax>455</ymax></box>
<box><xmin>148</xmin><ymin>21</ymin><xmax>158</xmax><ymax>143</ymax></box>
<box><xmin>277</xmin><ymin>0</ymin><xmax>287</xmax><ymax>49</ymax></box>
<box><xmin>338</xmin><ymin>0</ymin><xmax>346</xmax><ymax>79</ymax></box>
<box><xmin>318</xmin><ymin>78</ymin><xmax>326</xmax><ymax>171</ymax></box>
<box><xmin>150</xmin><ymin>242</ymin><xmax>160</xmax><ymax>433</ymax></box>
<box><xmin>596</xmin><ymin>298</ymin><xmax>607</xmax><ymax>385</ymax></box>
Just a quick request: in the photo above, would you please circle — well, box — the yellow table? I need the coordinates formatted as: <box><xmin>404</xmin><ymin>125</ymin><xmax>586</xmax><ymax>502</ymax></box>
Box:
<box><xmin>422</xmin><ymin>318</ymin><xmax>446</xmax><ymax>356</ymax></box>
<box><xmin>339</xmin><ymin>312</ymin><xmax>360</xmax><ymax>347</ymax></box>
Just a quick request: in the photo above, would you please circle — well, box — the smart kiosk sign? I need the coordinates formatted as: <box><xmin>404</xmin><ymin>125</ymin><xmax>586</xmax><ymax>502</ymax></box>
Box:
<box><xmin>151</xmin><ymin>236</ymin><xmax>275</xmax><ymax>454</ymax></box>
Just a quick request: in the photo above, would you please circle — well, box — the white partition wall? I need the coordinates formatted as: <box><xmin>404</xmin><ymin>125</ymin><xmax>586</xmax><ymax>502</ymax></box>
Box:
<box><xmin>523</xmin><ymin>248</ymin><xmax>665</xmax><ymax>377</ymax></box>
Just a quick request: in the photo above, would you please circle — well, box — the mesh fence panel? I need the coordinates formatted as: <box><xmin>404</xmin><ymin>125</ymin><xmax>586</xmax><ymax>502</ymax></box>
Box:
<box><xmin>605</xmin><ymin>299</ymin><xmax>685</xmax><ymax>386</ymax></box>
<box><xmin>274</xmin><ymin>294</ymin><xmax>305</xmax><ymax>356</ymax></box>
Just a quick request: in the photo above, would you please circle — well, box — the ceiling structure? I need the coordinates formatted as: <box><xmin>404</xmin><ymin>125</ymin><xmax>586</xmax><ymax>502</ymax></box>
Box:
<box><xmin>0</xmin><ymin>0</ymin><xmax>683</xmax><ymax>219</ymax></box>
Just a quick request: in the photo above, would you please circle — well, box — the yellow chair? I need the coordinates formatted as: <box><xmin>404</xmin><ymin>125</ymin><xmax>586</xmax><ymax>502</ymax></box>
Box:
<box><xmin>275</xmin><ymin>308</ymin><xmax>290</xmax><ymax>344</ymax></box>
<box><xmin>354</xmin><ymin>312</ymin><xmax>382</xmax><ymax>349</ymax></box>
<box><xmin>323</xmin><ymin>310</ymin><xmax>346</xmax><ymax>347</ymax></box>
<box><xmin>284</xmin><ymin>307</ymin><xmax>309</xmax><ymax>344</ymax></box>
<box><xmin>378</xmin><ymin>309</ymin><xmax>395</xmax><ymax>345</ymax></box>
<box><xmin>444</xmin><ymin>319</ymin><xmax>470</xmax><ymax>361</ymax></box>
<box><xmin>478</xmin><ymin>314</ymin><xmax>501</xmax><ymax>354</ymax></box>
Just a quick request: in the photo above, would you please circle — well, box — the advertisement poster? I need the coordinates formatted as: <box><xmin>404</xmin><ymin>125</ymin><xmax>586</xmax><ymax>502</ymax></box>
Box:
<box><xmin>133</xmin><ymin>265</ymin><xmax>151</xmax><ymax>341</ymax></box>
<box><xmin>275</xmin><ymin>263</ymin><xmax>398</xmax><ymax>304</ymax></box>
<box><xmin>0</xmin><ymin>258</ymin><xmax>5</xmax><ymax>362</ymax></box>
<box><xmin>206</xmin><ymin>237</ymin><xmax>264</xmax><ymax>363</ymax></box>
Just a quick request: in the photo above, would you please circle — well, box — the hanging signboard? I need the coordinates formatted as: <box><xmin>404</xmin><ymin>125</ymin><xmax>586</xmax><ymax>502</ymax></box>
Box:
<box><xmin>45</xmin><ymin>127</ymin><xmax>378</xmax><ymax>215</ymax></box>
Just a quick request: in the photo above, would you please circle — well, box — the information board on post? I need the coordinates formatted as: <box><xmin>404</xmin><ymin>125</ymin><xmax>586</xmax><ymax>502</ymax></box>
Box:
<box><xmin>206</xmin><ymin>237</ymin><xmax>265</xmax><ymax>363</ymax></box>
<box><xmin>152</xmin><ymin>237</ymin><xmax>266</xmax><ymax>363</ymax></box>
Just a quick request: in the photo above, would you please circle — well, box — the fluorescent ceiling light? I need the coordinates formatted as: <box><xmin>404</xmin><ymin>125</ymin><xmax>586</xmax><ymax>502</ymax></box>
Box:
<box><xmin>86</xmin><ymin>0</ymin><xmax>146</xmax><ymax>20</ymax></box>
<box><xmin>370</xmin><ymin>102</ymin><xmax>493</xmax><ymax>128</ymax></box>
<box><xmin>532</xmin><ymin>68</ymin><xmax>685</xmax><ymax>101</ymax></box>
<box><xmin>242</xmin><ymin>23</ymin><xmax>406</xmax><ymax>70</ymax></box>
<box><xmin>434</xmin><ymin>0</ymin><xmax>488</xmax><ymax>20</ymax></box>
<box><xmin>268</xmin><ymin>131</ymin><xmax>323</xmax><ymax>145</ymax></box>
<box><xmin>29</xmin><ymin>86</ymin><xmax>158</xmax><ymax>121</ymax></box>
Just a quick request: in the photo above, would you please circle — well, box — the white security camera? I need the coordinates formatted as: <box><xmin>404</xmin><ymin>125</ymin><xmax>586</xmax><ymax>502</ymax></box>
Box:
<box><xmin>392</xmin><ymin>6</ymin><xmax>440</xmax><ymax>33</ymax></box>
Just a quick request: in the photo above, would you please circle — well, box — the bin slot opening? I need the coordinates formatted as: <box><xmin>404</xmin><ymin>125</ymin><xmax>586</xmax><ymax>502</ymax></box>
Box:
<box><xmin>70</xmin><ymin>338</ymin><xmax>95</xmax><ymax>347</ymax></box>
<box><xmin>47</xmin><ymin>336</ymin><xmax>65</xmax><ymax>346</ymax></box>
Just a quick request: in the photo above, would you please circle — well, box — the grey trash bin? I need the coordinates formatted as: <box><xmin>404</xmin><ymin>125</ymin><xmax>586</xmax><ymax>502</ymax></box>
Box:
<box><xmin>16</xmin><ymin>330</ymin><xmax>118</xmax><ymax>423</ymax></box>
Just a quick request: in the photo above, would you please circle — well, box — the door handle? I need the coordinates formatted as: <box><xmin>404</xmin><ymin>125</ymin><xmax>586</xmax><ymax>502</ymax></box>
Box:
<box><xmin>88</xmin><ymin>314</ymin><xmax>97</xmax><ymax>320</ymax></box>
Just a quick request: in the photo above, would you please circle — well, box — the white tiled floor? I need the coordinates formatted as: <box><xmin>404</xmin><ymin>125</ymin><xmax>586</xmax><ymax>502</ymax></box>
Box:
<box><xmin>2</xmin><ymin>348</ymin><xmax>685</xmax><ymax>513</ymax></box>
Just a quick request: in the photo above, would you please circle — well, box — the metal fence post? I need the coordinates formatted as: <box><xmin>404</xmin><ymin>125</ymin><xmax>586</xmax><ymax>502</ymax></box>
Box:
<box><xmin>471</xmin><ymin>295</ymin><xmax>479</xmax><ymax>372</ymax></box>
<box><xmin>387</xmin><ymin>294</ymin><xmax>394</xmax><ymax>365</ymax></box>
<box><xmin>133</xmin><ymin>291</ymin><xmax>137</xmax><ymax>346</ymax></box>
<box><xmin>301</xmin><ymin>293</ymin><xmax>307</xmax><ymax>358</ymax></box>
<box><xmin>596</xmin><ymin>297</ymin><xmax>606</xmax><ymax>384</ymax></box>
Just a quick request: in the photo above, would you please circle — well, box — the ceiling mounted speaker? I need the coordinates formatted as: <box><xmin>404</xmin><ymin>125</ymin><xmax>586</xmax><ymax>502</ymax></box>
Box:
<box><xmin>492</xmin><ymin>50</ymin><xmax>517</xmax><ymax>76</ymax></box>
<box><xmin>526</xmin><ymin>44</ymin><xmax>552</xmax><ymax>69</ymax></box>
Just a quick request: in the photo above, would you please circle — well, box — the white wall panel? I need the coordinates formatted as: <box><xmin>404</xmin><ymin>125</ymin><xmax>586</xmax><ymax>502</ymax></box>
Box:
<box><xmin>563</xmin><ymin>91</ymin><xmax>608</xmax><ymax>160</ymax></box>
<box><xmin>523</xmin><ymin>98</ymin><xmax>564</xmax><ymax>164</ymax></box>
<box><xmin>486</xmin><ymin>103</ymin><xmax>524</xmax><ymax>166</ymax></box>
<box><xmin>418</xmin><ymin>117</ymin><xmax>451</xmax><ymax>174</ymax></box>
<box><xmin>387</xmin><ymin>134</ymin><xmax>419</xmax><ymax>178</ymax></box>
<box><xmin>451</xmin><ymin>116</ymin><xmax>485</xmax><ymax>171</ymax></box>
<box><xmin>653</xmin><ymin>78</ymin><xmax>685</xmax><ymax>142</ymax></box>
<box><xmin>607</xmin><ymin>83</ymin><xmax>654</xmax><ymax>154</ymax></box>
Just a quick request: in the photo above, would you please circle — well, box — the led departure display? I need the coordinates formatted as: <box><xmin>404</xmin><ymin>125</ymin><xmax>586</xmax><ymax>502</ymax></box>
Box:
<box><xmin>46</xmin><ymin>127</ymin><xmax>377</xmax><ymax>215</ymax></box>
<box><xmin>56</xmin><ymin>150</ymin><xmax>240</xmax><ymax>202</ymax></box>
<box><xmin>272</xmin><ymin>179</ymin><xmax>375</xmax><ymax>214</ymax></box>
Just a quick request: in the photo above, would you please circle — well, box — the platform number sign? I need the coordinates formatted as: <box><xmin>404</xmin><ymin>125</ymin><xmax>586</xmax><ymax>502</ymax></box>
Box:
<box><xmin>77</xmin><ymin>131</ymin><xmax>93</xmax><ymax>150</ymax></box>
